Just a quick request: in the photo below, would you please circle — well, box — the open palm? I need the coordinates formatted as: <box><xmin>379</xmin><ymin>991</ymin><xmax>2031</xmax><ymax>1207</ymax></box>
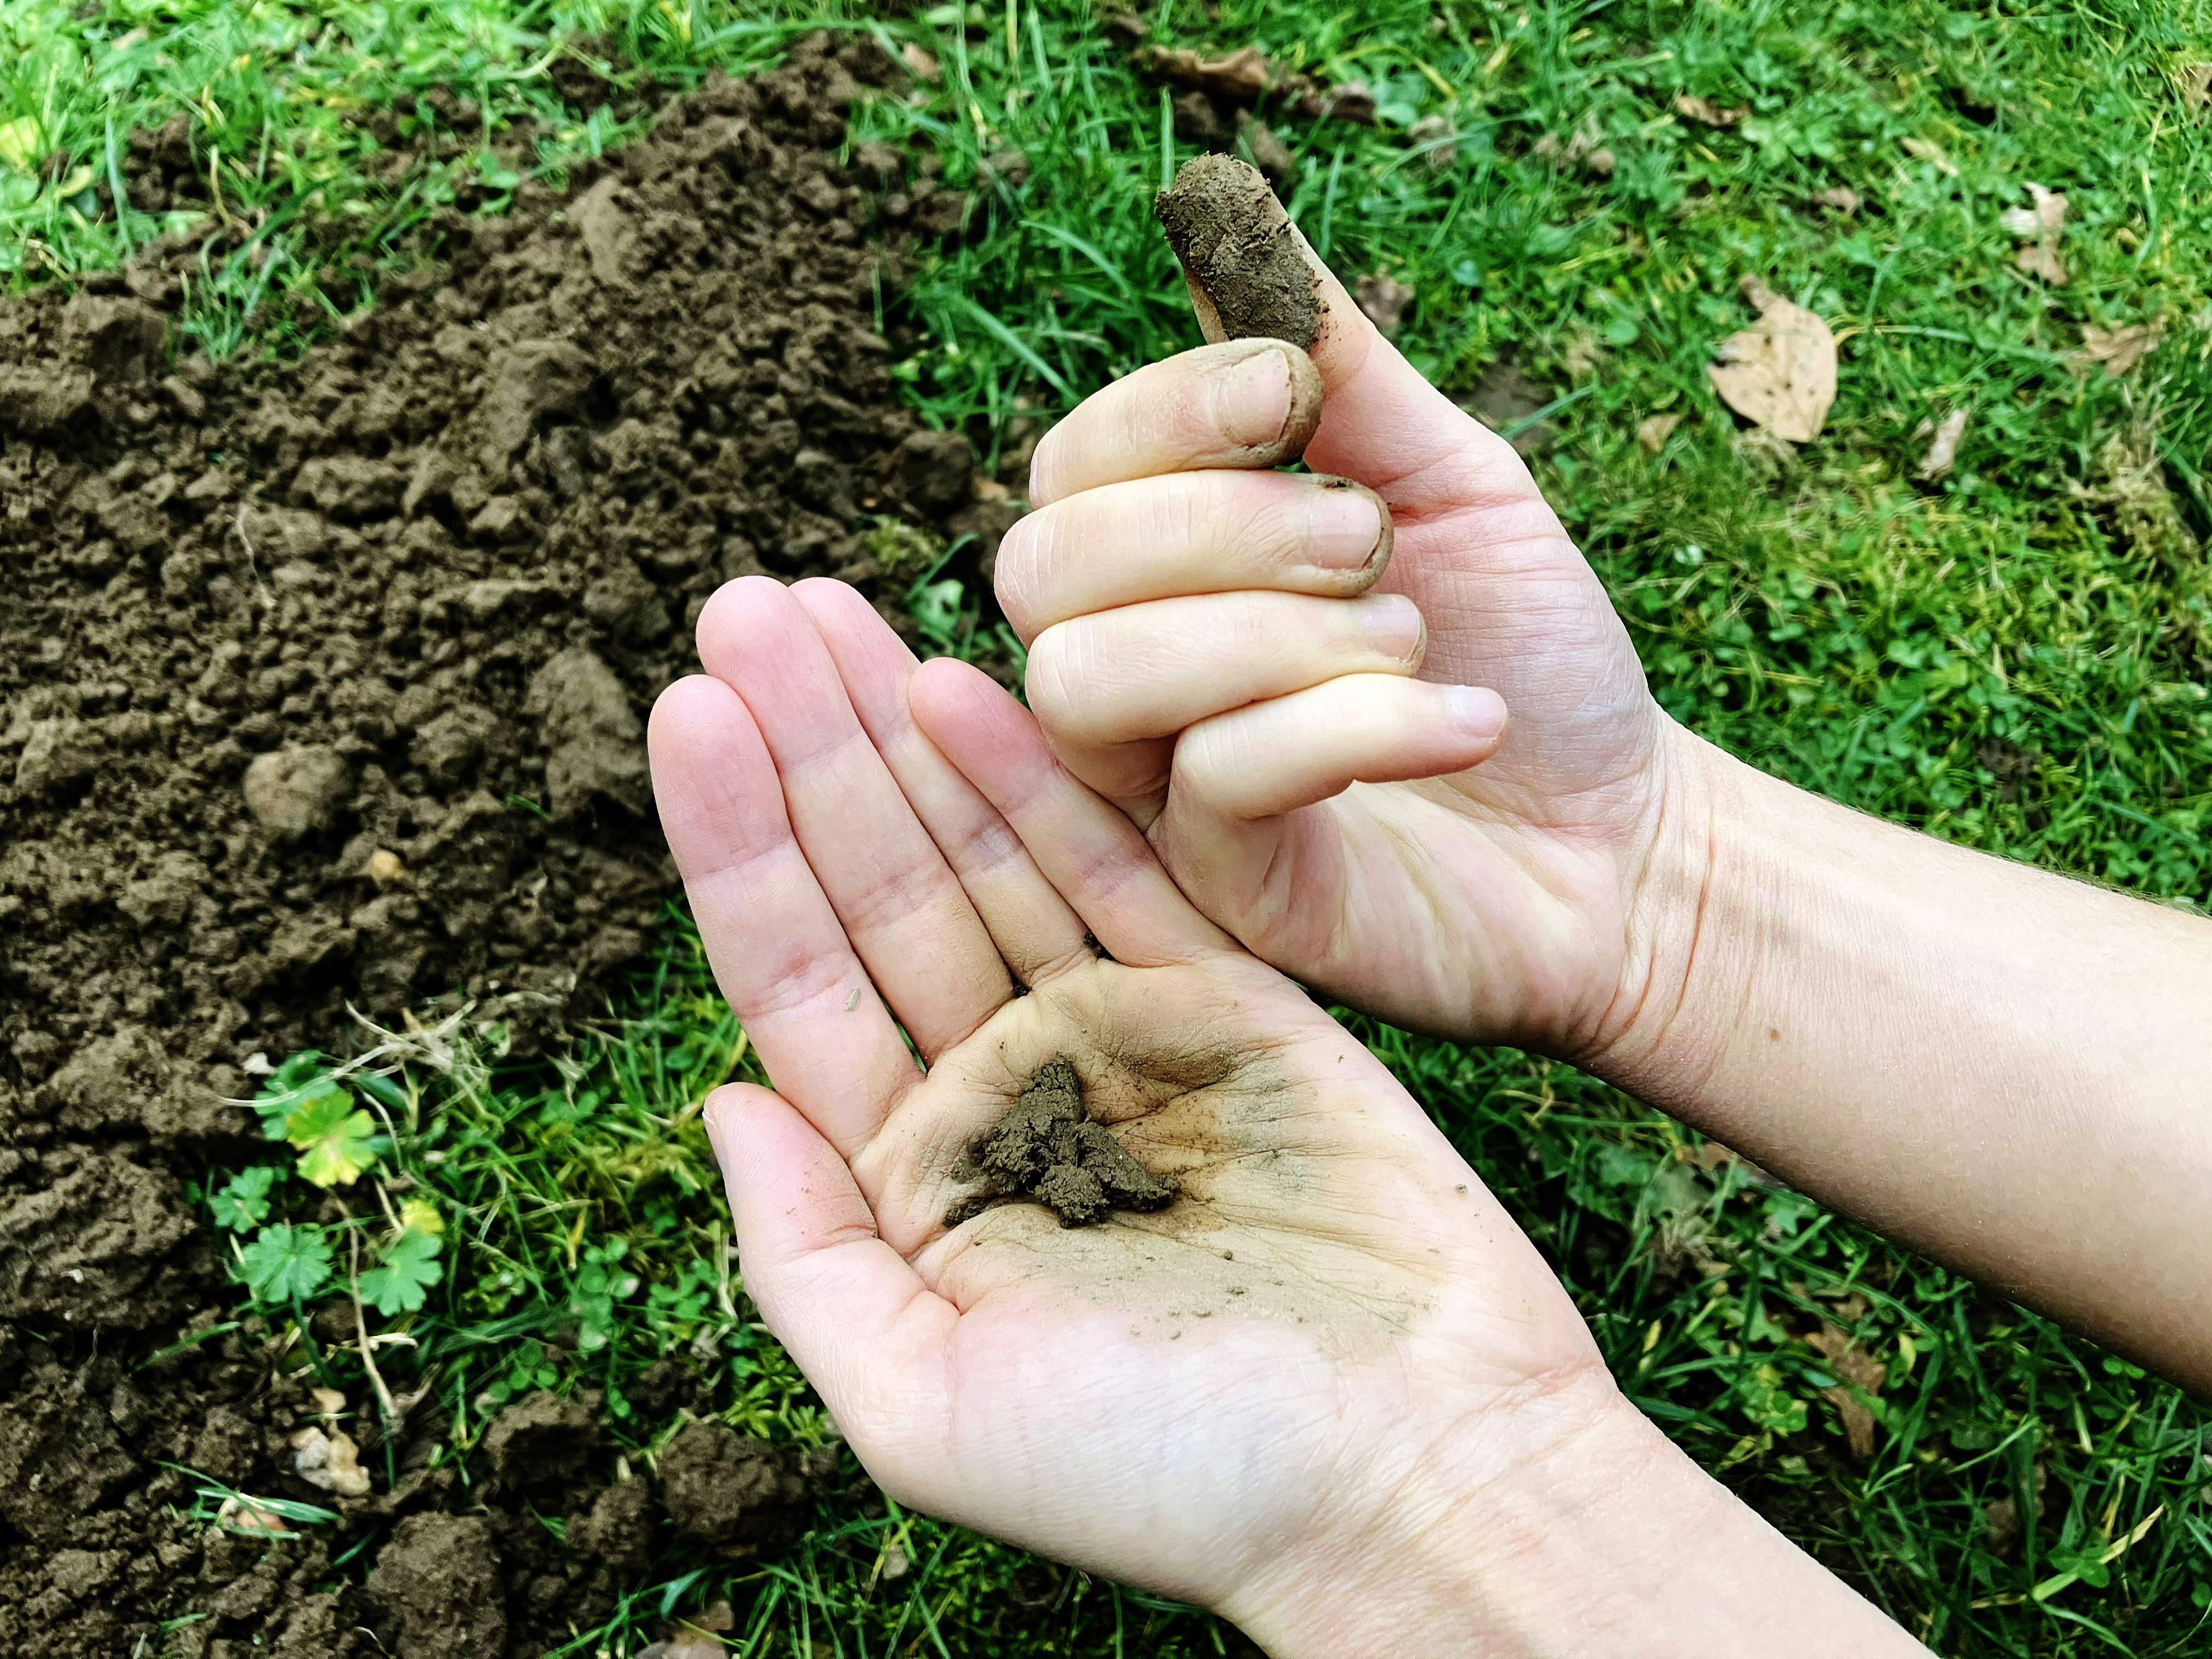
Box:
<box><xmin>646</xmin><ymin>577</ymin><xmax>1611</xmax><ymax>1618</ymax></box>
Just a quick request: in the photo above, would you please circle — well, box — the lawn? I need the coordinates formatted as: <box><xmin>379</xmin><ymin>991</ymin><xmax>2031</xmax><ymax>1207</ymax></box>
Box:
<box><xmin>5</xmin><ymin>0</ymin><xmax>2210</xmax><ymax>1654</ymax></box>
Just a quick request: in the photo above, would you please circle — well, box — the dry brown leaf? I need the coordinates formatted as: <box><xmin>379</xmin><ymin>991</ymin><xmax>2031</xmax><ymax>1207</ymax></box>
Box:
<box><xmin>2076</xmin><ymin>322</ymin><xmax>2160</xmax><ymax>377</ymax></box>
<box><xmin>214</xmin><ymin>1496</ymin><xmax>293</xmax><ymax>1537</ymax></box>
<box><xmin>1356</xmin><ymin>273</ymin><xmax>1415</xmax><ymax>337</ymax></box>
<box><xmin>1813</xmin><ymin>185</ymin><xmax>1861</xmax><ymax>215</ymax></box>
<box><xmin>1327</xmin><ymin>80</ymin><xmax>1379</xmax><ymax>123</ymax></box>
<box><xmin>1536</xmin><ymin>125</ymin><xmax>1615</xmax><ymax>178</ymax></box>
<box><xmin>1673</xmin><ymin>92</ymin><xmax>1747</xmax><ymax>127</ymax></box>
<box><xmin>1806</xmin><ymin>1321</ymin><xmax>1886</xmax><ymax>1459</ymax></box>
<box><xmin>1408</xmin><ymin>114</ymin><xmax>1456</xmax><ymax>170</ymax></box>
<box><xmin>291</xmin><ymin>1425</ymin><xmax>373</xmax><ymax>1497</ymax></box>
<box><xmin>1637</xmin><ymin>410</ymin><xmax>1683</xmax><ymax>453</ymax></box>
<box><xmin>1901</xmin><ymin>136</ymin><xmax>1957</xmax><ymax>176</ymax></box>
<box><xmin>1707</xmin><ymin>277</ymin><xmax>1837</xmax><ymax>444</ymax></box>
<box><xmin>2003</xmin><ymin>183</ymin><xmax>2069</xmax><ymax>285</ymax></box>
<box><xmin>1916</xmin><ymin>408</ymin><xmax>1968</xmax><ymax>479</ymax></box>
<box><xmin>900</xmin><ymin>43</ymin><xmax>940</xmax><ymax>83</ymax></box>
<box><xmin>1137</xmin><ymin>43</ymin><xmax>1276</xmax><ymax>106</ymax></box>
<box><xmin>2175</xmin><ymin>61</ymin><xmax>2211</xmax><ymax>109</ymax></box>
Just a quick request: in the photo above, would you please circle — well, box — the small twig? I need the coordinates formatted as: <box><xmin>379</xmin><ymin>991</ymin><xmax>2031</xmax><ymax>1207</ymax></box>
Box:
<box><xmin>234</xmin><ymin>504</ymin><xmax>273</xmax><ymax>607</ymax></box>
<box><xmin>348</xmin><ymin>1229</ymin><xmax>400</xmax><ymax>1429</ymax></box>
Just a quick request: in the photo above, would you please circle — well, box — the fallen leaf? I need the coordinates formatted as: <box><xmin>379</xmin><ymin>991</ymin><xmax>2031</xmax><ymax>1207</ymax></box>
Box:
<box><xmin>215</xmin><ymin>1496</ymin><xmax>293</xmax><ymax>1537</ymax></box>
<box><xmin>1534</xmin><ymin>124</ymin><xmax>1615</xmax><ymax>178</ymax></box>
<box><xmin>1356</xmin><ymin>273</ymin><xmax>1415</xmax><ymax>337</ymax></box>
<box><xmin>1985</xmin><ymin>1495</ymin><xmax>2023</xmax><ymax>1554</ymax></box>
<box><xmin>1916</xmin><ymin>407</ymin><xmax>1968</xmax><ymax>479</ymax></box>
<box><xmin>1806</xmin><ymin>1320</ymin><xmax>1886</xmax><ymax>1459</ymax></box>
<box><xmin>1901</xmin><ymin>136</ymin><xmax>1958</xmax><ymax>176</ymax></box>
<box><xmin>1807</xmin><ymin>1320</ymin><xmax>1888</xmax><ymax>1392</ymax></box>
<box><xmin>1407</xmin><ymin>113</ymin><xmax>1456</xmax><ymax>170</ymax></box>
<box><xmin>2075</xmin><ymin>321</ymin><xmax>2160</xmax><ymax>377</ymax></box>
<box><xmin>1673</xmin><ymin>92</ymin><xmax>1747</xmax><ymax>127</ymax></box>
<box><xmin>900</xmin><ymin>42</ymin><xmax>940</xmax><ymax>82</ymax></box>
<box><xmin>1326</xmin><ymin>80</ymin><xmax>1378</xmax><ymax>123</ymax></box>
<box><xmin>1136</xmin><ymin>43</ymin><xmax>1275</xmax><ymax>106</ymax></box>
<box><xmin>2003</xmin><ymin>183</ymin><xmax>2069</xmax><ymax>285</ymax></box>
<box><xmin>1239</xmin><ymin>111</ymin><xmax>1298</xmax><ymax>189</ymax></box>
<box><xmin>1637</xmin><ymin>410</ymin><xmax>1683</xmax><ymax>453</ymax></box>
<box><xmin>291</xmin><ymin>1425</ymin><xmax>373</xmax><ymax>1497</ymax></box>
<box><xmin>2175</xmin><ymin>61</ymin><xmax>2210</xmax><ymax>109</ymax></box>
<box><xmin>1707</xmin><ymin>278</ymin><xmax>1837</xmax><ymax>444</ymax></box>
<box><xmin>1813</xmin><ymin>185</ymin><xmax>1861</xmax><ymax>215</ymax></box>
<box><xmin>1458</xmin><ymin>360</ymin><xmax>1558</xmax><ymax>456</ymax></box>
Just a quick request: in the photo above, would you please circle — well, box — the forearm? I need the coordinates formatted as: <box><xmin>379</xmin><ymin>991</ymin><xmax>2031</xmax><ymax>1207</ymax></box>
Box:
<box><xmin>1600</xmin><ymin>726</ymin><xmax>2212</xmax><ymax>1392</ymax></box>
<box><xmin>1224</xmin><ymin>1384</ymin><xmax>1923</xmax><ymax>1657</ymax></box>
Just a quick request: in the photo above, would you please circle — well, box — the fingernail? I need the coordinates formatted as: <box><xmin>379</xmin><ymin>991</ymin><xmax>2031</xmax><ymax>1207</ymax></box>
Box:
<box><xmin>1212</xmin><ymin>345</ymin><xmax>1294</xmax><ymax>449</ymax></box>
<box><xmin>1445</xmin><ymin>685</ymin><xmax>1508</xmax><ymax>742</ymax></box>
<box><xmin>1359</xmin><ymin>593</ymin><xmax>1425</xmax><ymax>662</ymax></box>
<box><xmin>1302</xmin><ymin>482</ymin><xmax>1386</xmax><ymax>570</ymax></box>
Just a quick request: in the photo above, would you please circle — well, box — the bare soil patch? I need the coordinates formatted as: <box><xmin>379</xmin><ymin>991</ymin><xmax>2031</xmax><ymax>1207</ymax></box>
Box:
<box><xmin>0</xmin><ymin>36</ymin><xmax>991</xmax><ymax>1654</ymax></box>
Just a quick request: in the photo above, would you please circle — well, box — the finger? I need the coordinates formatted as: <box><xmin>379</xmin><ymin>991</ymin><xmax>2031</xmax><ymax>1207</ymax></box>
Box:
<box><xmin>693</xmin><ymin>577</ymin><xmax>1011</xmax><ymax>1061</ymax></box>
<box><xmin>1026</xmin><ymin>591</ymin><xmax>1428</xmax><ymax>814</ymax></box>
<box><xmin>907</xmin><ymin>657</ymin><xmax>1232</xmax><ymax>967</ymax></box>
<box><xmin>704</xmin><ymin>1084</ymin><xmax>955</xmax><ymax>1488</ymax></box>
<box><xmin>789</xmin><ymin>579</ymin><xmax>1097</xmax><ymax>985</ymax></box>
<box><xmin>1288</xmin><ymin>222</ymin><xmax>1554</xmax><ymax>526</ymax></box>
<box><xmin>995</xmin><ymin>469</ymin><xmax>1392</xmax><ymax>645</ymax></box>
<box><xmin>1171</xmin><ymin>674</ymin><xmax>1509</xmax><ymax>821</ymax></box>
<box><xmin>648</xmin><ymin>678</ymin><xmax>922</xmax><ymax>1154</ymax></box>
<box><xmin>1026</xmin><ymin>337</ymin><xmax>1324</xmax><ymax>506</ymax></box>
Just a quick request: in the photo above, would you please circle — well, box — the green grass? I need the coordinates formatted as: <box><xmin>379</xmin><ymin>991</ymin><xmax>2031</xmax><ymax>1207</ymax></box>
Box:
<box><xmin>14</xmin><ymin>0</ymin><xmax>2211</xmax><ymax>1654</ymax></box>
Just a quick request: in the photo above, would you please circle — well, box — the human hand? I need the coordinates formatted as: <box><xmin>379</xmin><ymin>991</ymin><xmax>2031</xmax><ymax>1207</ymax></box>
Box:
<box><xmin>646</xmin><ymin>578</ymin><xmax>1920</xmax><ymax>1656</ymax></box>
<box><xmin>995</xmin><ymin>243</ymin><xmax>1688</xmax><ymax>1056</ymax></box>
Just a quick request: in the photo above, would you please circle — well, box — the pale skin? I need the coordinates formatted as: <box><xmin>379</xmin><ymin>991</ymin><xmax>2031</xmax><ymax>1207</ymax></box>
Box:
<box><xmin>992</xmin><ymin>243</ymin><xmax>2212</xmax><ymax>1397</ymax></box>
<box><xmin>649</xmin><ymin>242</ymin><xmax>2210</xmax><ymax>1652</ymax></box>
<box><xmin>649</xmin><ymin>580</ymin><xmax>1922</xmax><ymax>1655</ymax></box>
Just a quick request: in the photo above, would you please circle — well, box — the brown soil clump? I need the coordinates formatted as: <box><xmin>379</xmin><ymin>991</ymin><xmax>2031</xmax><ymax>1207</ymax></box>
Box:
<box><xmin>951</xmin><ymin>1057</ymin><xmax>1180</xmax><ymax>1227</ymax></box>
<box><xmin>657</xmin><ymin>1420</ymin><xmax>825</xmax><ymax>1558</ymax></box>
<box><xmin>0</xmin><ymin>35</ymin><xmax>977</xmax><ymax>1656</ymax></box>
<box><xmin>1155</xmin><ymin>154</ymin><xmax>1322</xmax><ymax>348</ymax></box>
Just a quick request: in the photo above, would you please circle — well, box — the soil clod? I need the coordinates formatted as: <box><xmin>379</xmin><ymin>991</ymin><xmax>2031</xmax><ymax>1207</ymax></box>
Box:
<box><xmin>952</xmin><ymin>1057</ymin><xmax>1180</xmax><ymax>1227</ymax></box>
<box><xmin>1155</xmin><ymin>154</ymin><xmax>1322</xmax><ymax>348</ymax></box>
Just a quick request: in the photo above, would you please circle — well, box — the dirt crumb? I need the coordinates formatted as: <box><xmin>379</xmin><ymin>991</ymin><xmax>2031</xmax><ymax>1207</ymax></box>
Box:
<box><xmin>373</xmin><ymin>1513</ymin><xmax>507</xmax><ymax>1659</ymax></box>
<box><xmin>483</xmin><ymin>1389</ymin><xmax>603</xmax><ymax>1493</ymax></box>
<box><xmin>952</xmin><ymin>1057</ymin><xmax>1180</xmax><ymax>1227</ymax></box>
<box><xmin>657</xmin><ymin>1420</ymin><xmax>817</xmax><ymax>1558</ymax></box>
<box><xmin>1154</xmin><ymin>154</ymin><xmax>1321</xmax><ymax>348</ymax></box>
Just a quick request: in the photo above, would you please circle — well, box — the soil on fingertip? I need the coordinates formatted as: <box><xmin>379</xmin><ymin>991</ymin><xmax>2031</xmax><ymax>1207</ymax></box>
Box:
<box><xmin>1154</xmin><ymin>153</ymin><xmax>1321</xmax><ymax>348</ymax></box>
<box><xmin>949</xmin><ymin>1057</ymin><xmax>1181</xmax><ymax>1228</ymax></box>
<box><xmin>0</xmin><ymin>35</ymin><xmax>1010</xmax><ymax>1656</ymax></box>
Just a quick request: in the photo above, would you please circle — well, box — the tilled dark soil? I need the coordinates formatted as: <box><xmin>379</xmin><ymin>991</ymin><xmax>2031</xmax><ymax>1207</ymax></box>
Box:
<box><xmin>0</xmin><ymin>35</ymin><xmax>1017</xmax><ymax>1654</ymax></box>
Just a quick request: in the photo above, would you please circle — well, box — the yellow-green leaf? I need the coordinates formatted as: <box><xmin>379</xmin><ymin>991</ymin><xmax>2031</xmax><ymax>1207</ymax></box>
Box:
<box><xmin>0</xmin><ymin>116</ymin><xmax>43</xmax><ymax>174</ymax></box>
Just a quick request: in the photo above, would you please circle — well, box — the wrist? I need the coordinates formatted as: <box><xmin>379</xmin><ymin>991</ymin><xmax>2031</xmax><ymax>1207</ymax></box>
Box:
<box><xmin>1218</xmin><ymin>1368</ymin><xmax>1919</xmax><ymax>1658</ymax></box>
<box><xmin>1579</xmin><ymin>719</ymin><xmax>1759</xmax><ymax>1105</ymax></box>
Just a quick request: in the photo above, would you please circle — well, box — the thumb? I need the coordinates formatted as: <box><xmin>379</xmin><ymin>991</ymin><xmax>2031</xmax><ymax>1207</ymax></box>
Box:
<box><xmin>1285</xmin><ymin>220</ymin><xmax>1545</xmax><ymax>517</ymax></box>
<box><xmin>703</xmin><ymin>1084</ymin><xmax>956</xmax><ymax>1480</ymax></box>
